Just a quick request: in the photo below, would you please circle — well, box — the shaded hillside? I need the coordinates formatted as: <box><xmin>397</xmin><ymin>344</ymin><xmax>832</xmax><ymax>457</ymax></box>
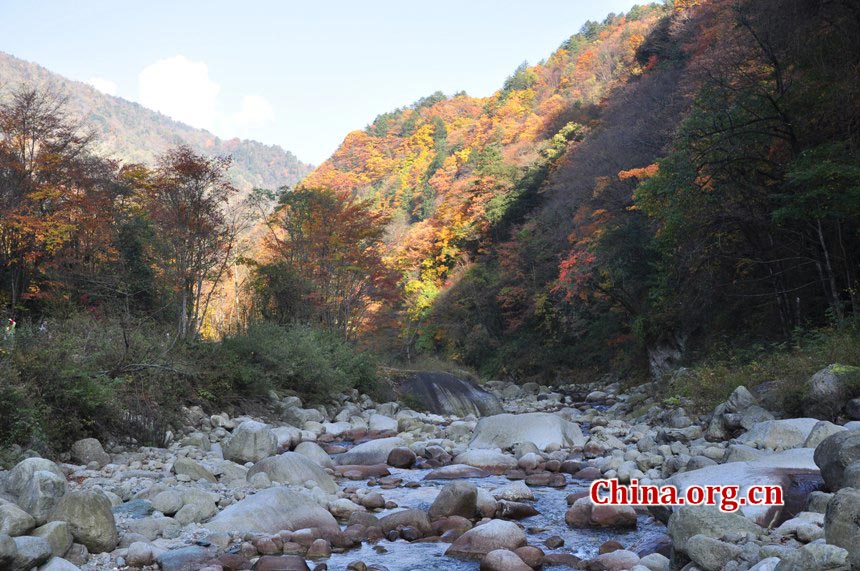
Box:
<box><xmin>0</xmin><ymin>51</ymin><xmax>313</xmax><ymax>190</ymax></box>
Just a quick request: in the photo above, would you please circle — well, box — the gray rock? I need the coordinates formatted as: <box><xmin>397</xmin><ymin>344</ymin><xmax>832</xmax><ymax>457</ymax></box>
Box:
<box><xmin>378</xmin><ymin>509</ymin><xmax>432</xmax><ymax>537</ymax></box>
<box><xmin>429</xmin><ymin>482</ymin><xmax>478</xmax><ymax>520</ymax></box>
<box><xmin>293</xmin><ymin>442</ymin><xmax>334</xmax><ymax>469</ymax></box>
<box><xmin>593</xmin><ymin>549</ymin><xmax>640</xmax><ymax>570</ymax></box>
<box><xmin>667</xmin><ymin>506</ymin><xmax>760</xmax><ymax>552</ymax></box>
<box><xmin>126</xmin><ymin>541</ymin><xmax>166</xmax><ymax>567</ymax></box>
<box><xmin>846</xmin><ymin>398</ymin><xmax>860</xmax><ymax>420</ymax></box>
<box><xmin>12</xmin><ymin>536</ymin><xmax>52</xmax><ymax>570</ymax></box>
<box><xmin>124</xmin><ymin>516</ymin><xmax>181</xmax><ymax>541</ymax></box>
<box><xmin>399</xmin><ymin>372</ymin><xmax>503</xmax><ymax>417</ymax></box>
<box><xmin>825</xmin><ymin>487</ymin><xmax>860</xmax><ymax>567</ymax></box>
<box><xmin>0</xmin><ymin>500</ymin><xmax>35</xmax><ymax>536</ymax></box>
<box><xmin>803</xmin><ymin>364</ymin><xmax>860</xmax><ymax>421</ymax></box>
<box><xmin>368</xmin><ymin>414</ymin><xmax>398</xmax><ymax>433</ymax></box>
<box><xmin>638</xmin><ymin>553</ymin><xmax>670</xmax><ymax>571</ymax></box>
<box><xmin>172</xmin><ymin>456</ymin><xmax>216</xmax><ymax>483</ymax></box>
<box><xmin>31</xmin><ymin>521</ymin><xmax>73</xmax><ymax>557</ymax></box>
<box><xmin>469</xmin><ymin>413</ymin><xmax>585</xmax><ymax>451</ymax></box>
<box><xmin>775</xmin><ymin>543</ymin><xmax>850</xmax><ymax>570</ymax></box>
<box><xmin>152</xmin><ymin>491</ymin><xmax>183</xmax><ymax>516</ymax></box>
<box><xmin>204</xmin><ymin>486</ymin><xmax>338</xmax><ymax>534</ymax></box>
<box><xmin>0</xmin><ymin>533</ymin><xmax>17</xmax><ymax>569</ymax></box>
<box><xmin>446</xmin><ymin>520</ymin><xmax>527</xmax><ymax>559</ymax></box>
<box><xmin>841</xmin><ymin>460</ymin><xmax>860</xmax><ymax>488</ymax></box>
<box><xmin>173</xmin><ymin>493</ymin><xmax>217</xmax><ymax>525</ymax></box>
<box><xmin>246</xmin><ymin>452</ymin><xmax>337</xmax><ymax>493</ymax></box>
<box><xmin>70</xmin><ymin>438</ymin><xmax>110</xmax><ymax>468</ymax></box>
<box><xmin>17</xmin><ymin>470</ymin><xmax>67</xmax><ymax>525</ymax></box>
<box><xmin>805</xmin><ymin>421</ymin><xmax>846</xmax><ymax>448</ymax></box>
<box><xmin>738</xmin><ymin>418</ymin><xmax>821</xmax><ymax>450</ymax></box>
<box><xmin>38</xmin><ymin>557</ymin><xmax>82</xmax><ymax>571</ymax></box>
<box><xmin>111</xmin><ymin>499</ymin><xmax>154</xmax><ymax>519</ymax></box>
<box><xmin>724</xmin><ymin>444</ymin><xmax>766</xmax><ymax>463</ymax></box>
<box><xmin>336</xmin><ymin>437</ymin><xmax>406</xmax><ymax>466</ymax></box>
<box><xmin>283</xmin><ymin>407</ymin><xmax>324</xmax><ymax>427</ymax></box>
<box><xmin>479</xmin><ymin>549</ymin><xmax>531</xmax><ymax>571</ymax></box>
<box><xmin>6</xmin><ymin>459</ymin><xmax>64</xmax><ymax>498</ymax></box>
<box><xmin>271</xmin><ymin>426</ymin><xmax>302</xmax><ymax>449</ymax></box>
<box><xmin>454</xmin><ymin>449</ymin><xmax>518</xmax><ymax>475</ymax></box>
<box><xmin>815</xmin><ymin>430</ymin><xmax>860</xmax><ymax>490</ymax></box>
<box><xmin>49</xmin><ymin>489</ymin><xmax>118</xmax><ymax>553</ymax></box>
<box><xmin>223</xmin><ymin>420</ymin><xmax>278</xmax><ymax>464</ymax></box>
<box><xmin>685</xmin><ymin>534</ymin><xmax>742</xmax><ymax>571</ymax></box>
<box><xmin>156</xmin><ymin>545</ymin><xmax>217</xmax><ymax>571</ymax></box>
<box><xmin>667</xmin><ymin>448</ymin><xmax>819</xmax><ymax>526</ymax></box>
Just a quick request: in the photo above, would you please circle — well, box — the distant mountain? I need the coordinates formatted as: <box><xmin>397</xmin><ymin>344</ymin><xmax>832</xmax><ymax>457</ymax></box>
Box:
<box><xmin>0</xmin><ymin>51</ymin><xmax>313</xmax><ymax>190</ymax></box>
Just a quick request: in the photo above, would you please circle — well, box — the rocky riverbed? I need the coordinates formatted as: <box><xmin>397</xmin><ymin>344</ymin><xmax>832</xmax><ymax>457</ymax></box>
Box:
<box><xmin>3</xmin><ymin>366</ymin><xmax>860</xmax><ymax>571</ymax></box>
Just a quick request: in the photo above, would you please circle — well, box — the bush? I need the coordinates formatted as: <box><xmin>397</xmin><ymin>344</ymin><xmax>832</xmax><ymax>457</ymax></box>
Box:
<box><xmin>196</xmin><ymin>322</ymin><xmax>384</xmax><ymax>404</ymax></box>
<box><xmin>1</xmin><ymin>315</ymin><xmax>186</xmax><ymax>454</ymax></box>
<box><xmin>0</xmin><ymin>315</ymin><xmax>385</xmax><ymax>458</ymax></box>
<box><xmin>669</xmin><ymin>320</ymin><xmax>860</xmax><ymax>412</ymax></box>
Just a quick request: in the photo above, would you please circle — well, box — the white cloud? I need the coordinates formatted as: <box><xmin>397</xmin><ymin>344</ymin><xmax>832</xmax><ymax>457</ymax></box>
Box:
<box><xmin>138</xmin><ymin>55</ymin><xmax>221</xmax><ymax>130</ymax></box>
<box><xmin>231</xmin><ymin>95</ymin><xmax>275</xmax><ymax>128</ymax></box>
<box><xmin>87</xmin><ymin>77</ymin><xmax>118</xmax><ymax>96</ymax></box>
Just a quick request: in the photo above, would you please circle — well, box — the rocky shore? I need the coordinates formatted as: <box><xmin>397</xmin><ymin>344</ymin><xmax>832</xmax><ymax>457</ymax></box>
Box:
<box><xmin>3</xmin><ymin>365</ymin><xmax>860</xmax><ymax>571</ymax></box>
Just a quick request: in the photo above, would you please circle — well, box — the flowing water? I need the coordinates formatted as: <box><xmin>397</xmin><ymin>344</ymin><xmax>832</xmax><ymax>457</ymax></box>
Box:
<box><xmin>324</xmin><ymin>467</ymin><xmax>668</xmax><ymax>570</ymax></box>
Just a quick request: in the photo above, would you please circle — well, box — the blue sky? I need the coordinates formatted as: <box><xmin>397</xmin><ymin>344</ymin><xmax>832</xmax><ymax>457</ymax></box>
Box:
<box><xmin>0</xmin><ymin>0</ymin><xmax>642</xmax><ymax>164</ymax></box>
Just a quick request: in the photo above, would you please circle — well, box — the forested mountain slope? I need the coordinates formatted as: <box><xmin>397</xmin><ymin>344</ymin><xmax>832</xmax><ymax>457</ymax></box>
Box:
<box><xmin>0</xmin><ymin>51</ymin><xmax>312</xmax><ymax>190</ymax></box>
<box><xmin>302</xmin><ymin>0</ymin><xmax>860</xmax><ymax>381</ymax></box>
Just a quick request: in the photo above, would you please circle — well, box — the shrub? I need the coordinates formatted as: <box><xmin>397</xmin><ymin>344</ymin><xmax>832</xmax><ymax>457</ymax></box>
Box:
<box><xmin>196</xmin><ymin>322</ymin><xmax>384</xmax><ymax>404</ymax></box>
<box><xmin>669</xmin><ymin>320</ymin><xmax>860</xmax><ymax>412</ymax></box>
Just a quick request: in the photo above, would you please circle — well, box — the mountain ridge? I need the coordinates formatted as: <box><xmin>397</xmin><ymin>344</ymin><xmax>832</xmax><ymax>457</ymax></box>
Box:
<box><xmin>0</xmin><ymin>50</ymin><xmax>313</xmax><ymax>190</ymax></box>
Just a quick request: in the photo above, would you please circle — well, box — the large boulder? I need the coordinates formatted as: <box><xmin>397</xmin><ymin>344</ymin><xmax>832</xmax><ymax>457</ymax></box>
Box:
<box><xmin>156</xmin><ymin>545</ymin><xmax>218</xmax><ymax>571</ymax></box>
<box><xmin>12</xmin><ymin>536</ymin><xmax>52</xmax><ymax>569</ymax></box>
<box><xmin>685</xmin><ymin>535</ymin><xmax>742</xmax><ymax>571</ymax></box>
<box><xmin>469</xmin><ymin>413</ymin><xmax>585</xmax><ymax>452</ymax></box>
<box><xmin>48</xmin><ymin>490</ymin><xmax>118</xmax><ymax>553</ymax></box>
<box><xmin>737</xmin><ymin>418</ymin><xmax>821</xmax><ymax>451</ymax></box>
<box><xmin>815</xmin><ymin>430</ymin><xmax>860</xmax><ymax>491</ymax></box>
<box><xmin>31</xmin><ymin>521</ymin><xmax>73</xmax><ymax>557</ymax></box>
<box><xmin>667</xmin><ymin>506</ymin><xmax>761</xmax><ymax>553</ymax></box>
<box><xmin>378</xmin><ymin>509</ymin><xmax>433</xmax><ymax>537</ymax></box>
<box><xmin>399</xmin><ymin>372</ymin><xmax>503</xmax><ymax>417</ymax></box>
<box><xmin>39</xmin><ymin>557</ymin><xmax>83</xmax><ymax>571</ymax></box>
<box><xmin>223</xmin><ymin>420</ymin><xmax>278</xmax><ymax>464</ymax></box>
<box><xmin>775</xmin><ymin>543</ymin><xmax>850</xmax><ymax>571</ymax></box>
<box><xmin>565</xmin><ymin>497</ymin><xmax>636</xmax><ymax>529</ymax></box>
<box><xmin>429</xmin><ymin>482</ymin><xmax>478</xmax><ymax>520</ymax></box>
<box><xmin>453</xmin><ymin>449</ymin><xmax>517</xmax><ymax>475</ymax></box>
<box><xmin>204</xmin><ymin>487</ymin><xmax>338</xmax><ymax>534</ymax></box>
<box><xmin>446</xmin><ymin>520</ymin><xmax>527</xmax><ymax>559</ymax></box>
<box><xmin>172</xmin><ymin>456</ymin><xmax>216</xmax><ymax>483</ymax></box>
<box><xmin>803</xmin><ymin>364</ymin><xmax>860</xmax><ymax>421</ymax></box>
<box><xmin>667</xmin><ymin>448</ymin><xmax>820</xmax><ymax>526</ymax></box>
<box><xmin>336</xmin><ymin>437</ymin><xmax>406</xmax><ymax>466</ymax></box>
<box><xmin>0</xmin><ymin>533</ymin><xmax>16</xmax><ymax>569</ymax></box>
<box><xmin>6</xmin><ymin>459</ymin><xmax>65</xmax><ymax>498</ymax></box>
<box><xmin>17</xmin><ymin>470</ymin><xmax>66</xmax><ymax>525</ymax></box>
<box><xmin>70</xmin><ymin>438</ymin><xmax>110</xmax><ymax>468</ymax></box>
<box><xmin>293</xmin><ymin>442</ymin><xmax>334</xmax><ymax>469</ymax></box>
<box><xmin>824</xmin><ymin>487</ymin><xmax>860</xmax><ymax>568</ymax></box>
<box><xmin>706</xmin><ymin>385</ymin><xmax>775</xmax><ymax>442</ymax></box>
<box><xmin>480</xmin><ymin>549</ymin><xmax>532</xmax><ymax>571</ymax></box>
<box><xmin>246</xmin><ymin>452</ymin><xmax>337</xmax><ymax>493</ymax></box>
<box><xmin>0</xmin><ymin>500</ymin><xmax>35</xmax><ymax>536</ymax></box>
